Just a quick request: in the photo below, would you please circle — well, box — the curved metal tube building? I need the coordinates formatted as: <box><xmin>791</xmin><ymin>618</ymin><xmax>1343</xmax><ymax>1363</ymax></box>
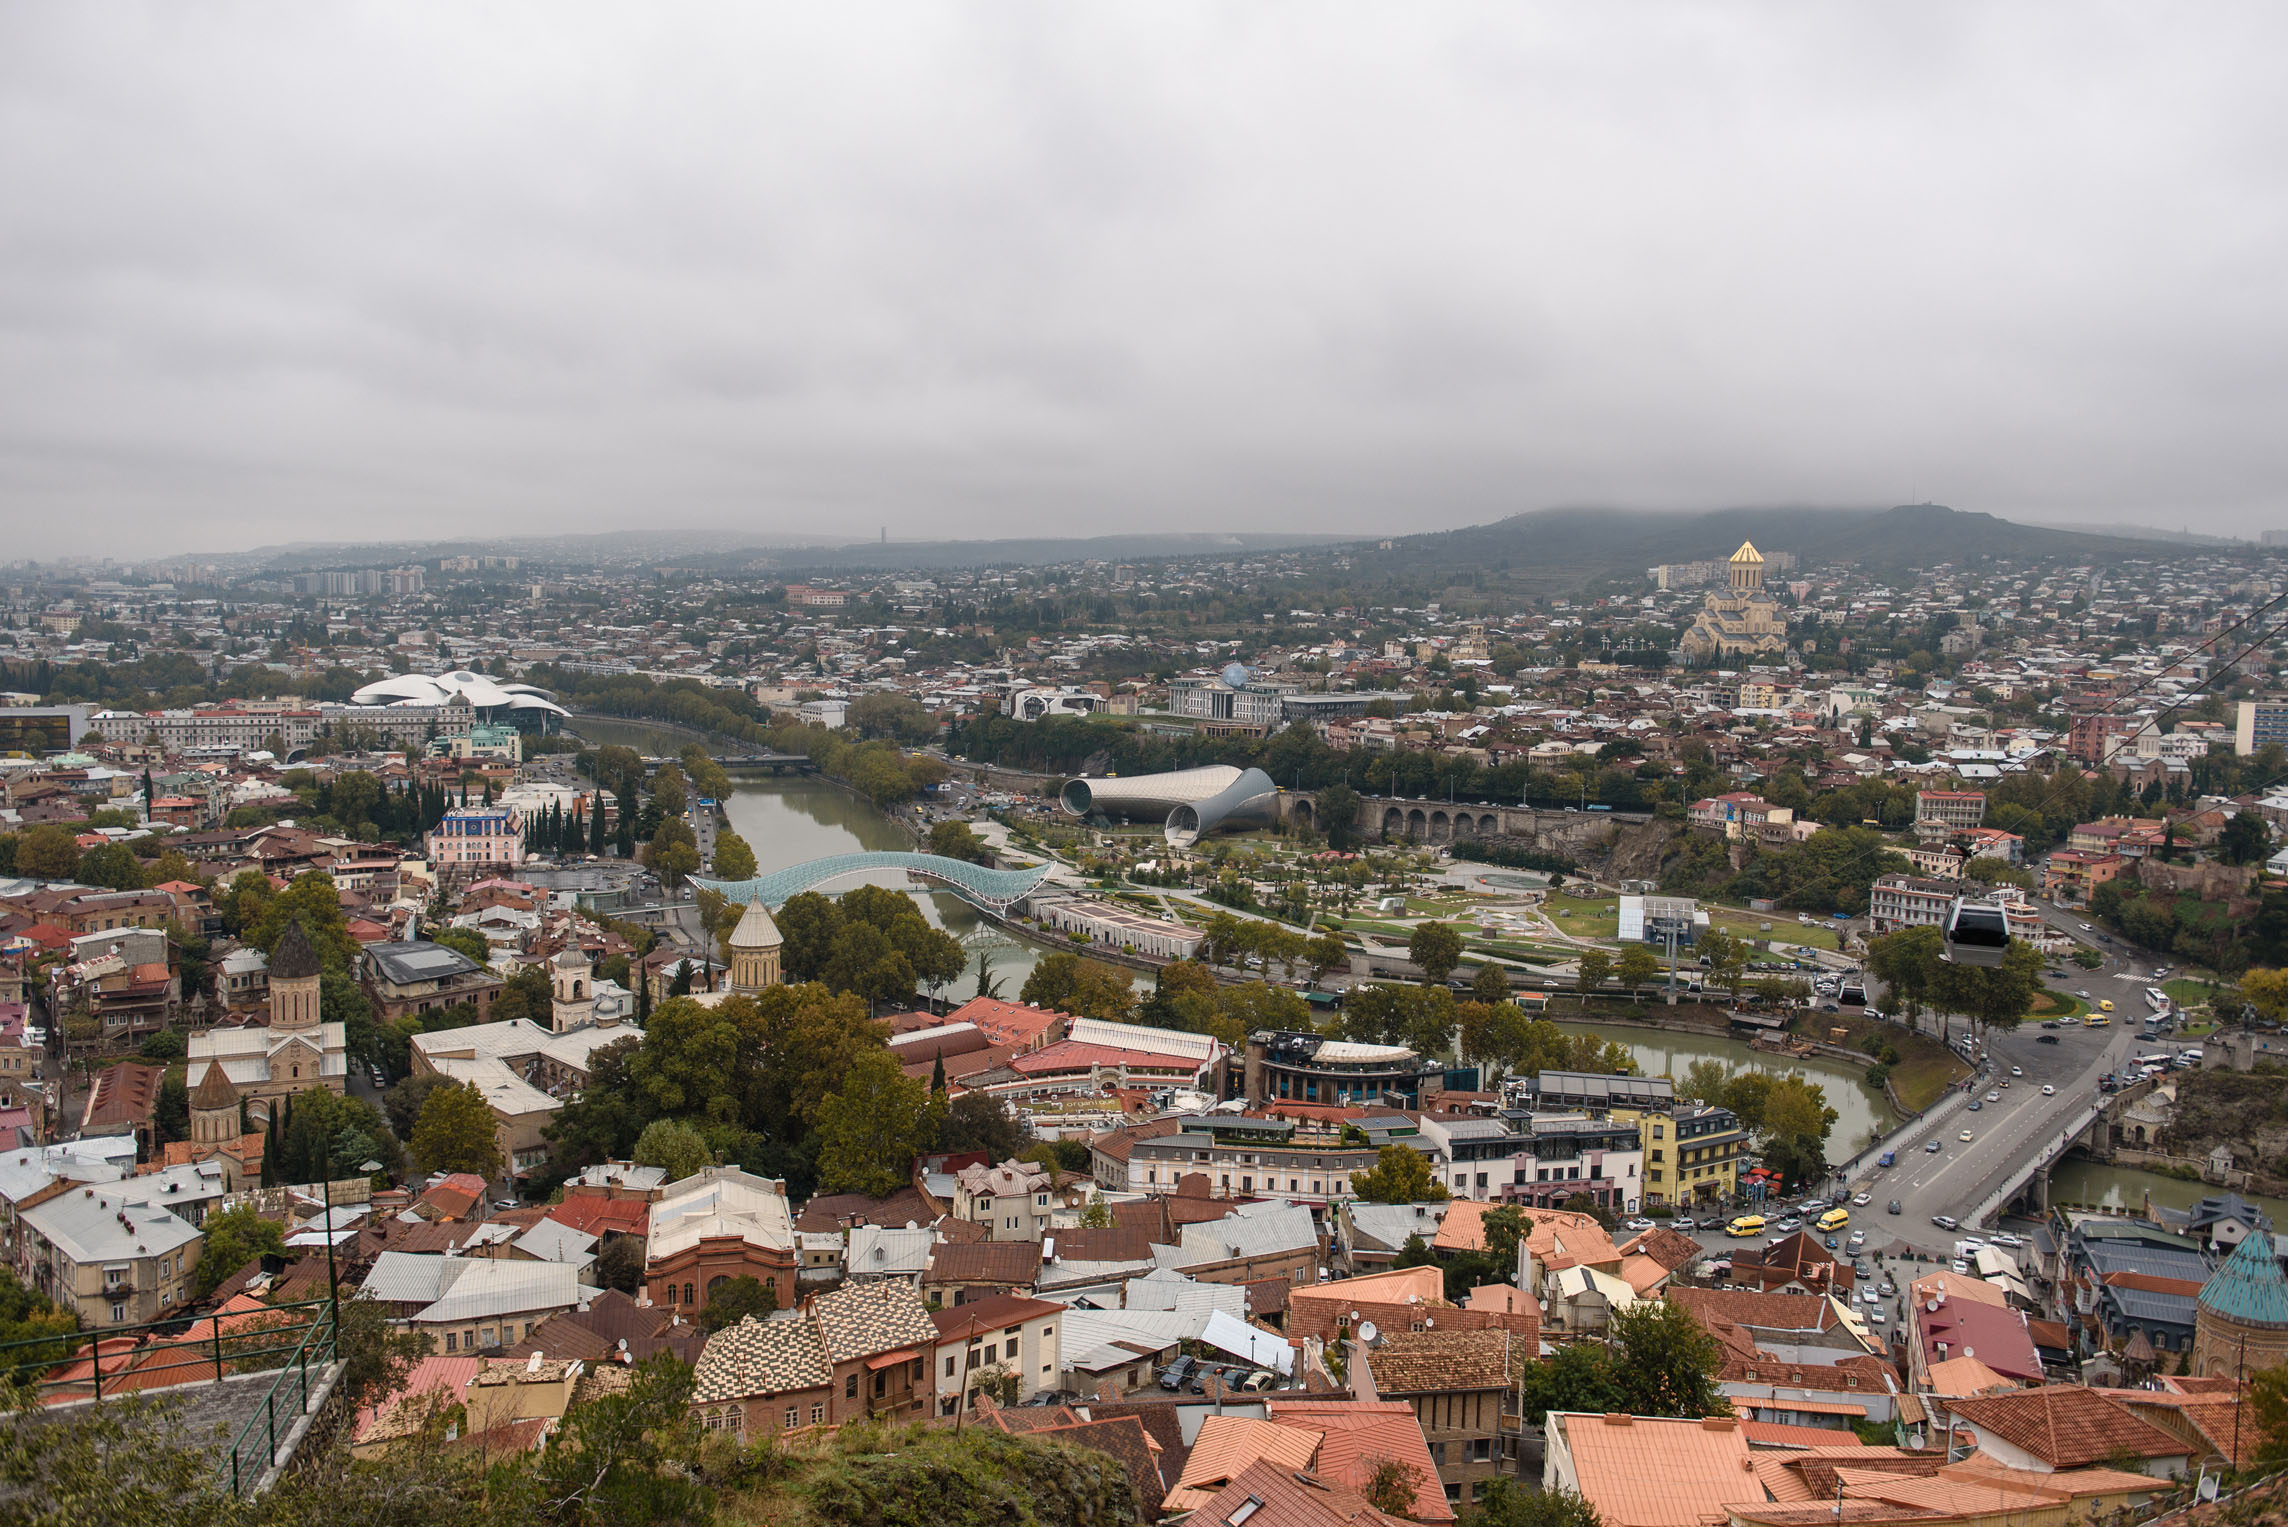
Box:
<box><xmin>1163</xmin><ymin>767</ymin><xmax>1278</xmax><ymax>847</ymax></box>
<box><xmin>1059</xmin><ymin>765</ymin><xmax>1247</xmax><ymax>820</ymax></box>
<box><xmin>1058</xmin><ymin>764</ymin><xmax>1279</xmax><ymax>847</ymax></box>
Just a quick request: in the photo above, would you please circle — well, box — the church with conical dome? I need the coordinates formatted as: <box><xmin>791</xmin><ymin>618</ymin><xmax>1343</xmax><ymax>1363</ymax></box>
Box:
<box><xmin>2192</xmin><ymin>1230</ymin><xmax>2288</xmax><ymax>1379</ymax></box>
<box><xmin>1678</xmin><ymin>540</ymin><xmax>1789</xmax><ymax>661</ymax></box>
<box><xmin>727</xmin><ymin>900</ymin><xmax>783</xmax><ymax>994</ymax></box>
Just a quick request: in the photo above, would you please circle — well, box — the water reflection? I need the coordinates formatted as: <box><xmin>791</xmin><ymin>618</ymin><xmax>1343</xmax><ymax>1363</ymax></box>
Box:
<box><xmin>1553</xmin><ymin>1020</ymin><xmax>1893</xmax><ymax>1151</ymax></box>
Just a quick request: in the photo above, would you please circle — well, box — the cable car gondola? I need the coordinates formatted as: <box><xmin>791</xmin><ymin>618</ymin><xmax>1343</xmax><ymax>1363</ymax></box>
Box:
<box><xmin>1942</xmin><ymin>898</ymin><xmax>2012</xmax><ymax>968</ymax></box>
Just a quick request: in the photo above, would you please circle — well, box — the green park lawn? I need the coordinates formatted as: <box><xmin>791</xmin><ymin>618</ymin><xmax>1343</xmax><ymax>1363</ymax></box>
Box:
<box><xmin>1544</xmin><ymin>893</ymin><xmax>1620</xmax><ymax>939</ymax></box>
<box><xmin>2164</xmin><ymin>978</ymin><xmax>2224</xmax><ymax>1010</ymax></box>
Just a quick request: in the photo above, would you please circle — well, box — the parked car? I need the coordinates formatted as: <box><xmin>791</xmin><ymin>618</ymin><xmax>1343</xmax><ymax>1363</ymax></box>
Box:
<box><xmin>1671</xmin><ymin>1217</ymin><xmax>1697</xmax><ymax>1230</ymax></box>
<box><xmin>1951</xmin><ymin>1258</ymin><xmax>1971</xmax><ymax>1274</ymax></box>
<box><xmin>1878</xmin><ymin>1281</ymin><xmax>1896</xmax><ymax>1297</ymax></box>
<box><xmin>1623</xmin><ymin>1217</ymin><xmax>1655</xmax><ymax>1232</ymax></box>
<box><xmin>1868</xmin><ymin>1309</ymin><xmax>1888</xmax><ymax>1326</ymax></box>
<box><xmin>1159</xmin><ymin>1357</ymin><xmax>1198</xmax><ymax>1391</ymax></box>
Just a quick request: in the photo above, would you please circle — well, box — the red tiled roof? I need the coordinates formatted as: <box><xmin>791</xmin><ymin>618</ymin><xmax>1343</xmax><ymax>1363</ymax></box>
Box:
<box><xmin>1947</xmin><ymin>1387</ymin><xmax>2186</xmax><ymax>1468</ymax></box>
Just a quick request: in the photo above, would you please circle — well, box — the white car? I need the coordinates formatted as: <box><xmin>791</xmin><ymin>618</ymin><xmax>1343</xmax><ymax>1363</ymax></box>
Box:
<box><xmin>2011</xmin><ymin>1067</ymin><xmax>2023</xmax><ymax>1077</ymax></box>
<box><xmin>1959</xmin><ymin>1130</ymin><xmax>1975</xmax><ymax>1142</ymax></box>
<box><xmin>1852</xmin><ymin>1192</ymin><xmax>1873</xmax><ymax>1207</ymax></box>
<box><xmin>1988</xmin><ymin>1233</ymin><xmax>2023</xmax><ymax>1248</ymax></box>
<box><xmin>1868</xmin><ymin>1309</ymin><xmax>1888</xmax><ymax>1326</ymax></box>
<box><xmin>1623</xmin><ymin>1218</ymin><xmax>1655</xmax><ymax>1232</ymax></box>
<box><xmin>1985</xmin><ymin>1090</ymin><xmax>2001</xmax><ymax>1102</ymax></box>
<box><xmin>2042</xmin><ymin>1084</ymin><xmax>2055</xmax><ymax>1095</ymax></box>
<box><xmin>2079</xmin><ymin>922</ymin><xmax>2094</xmax><ymax>931</ymax></box>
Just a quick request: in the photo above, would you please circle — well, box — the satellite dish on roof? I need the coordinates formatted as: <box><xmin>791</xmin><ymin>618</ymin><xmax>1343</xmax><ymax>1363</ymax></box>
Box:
<box><xmin>1358</xmin><ymin>1321</ymin><xmax>1379</xmax><ymax>1344</ymax></box>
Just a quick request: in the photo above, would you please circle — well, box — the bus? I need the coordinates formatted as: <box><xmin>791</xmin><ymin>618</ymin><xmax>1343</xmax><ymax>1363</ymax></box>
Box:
<box><xmin>1815</xmin><ymin>1208</ymin><xmax>1850</xmax><ymax>1233</ymax></box>
<box><xmin>1726</xmin><ymin>1215</ymin><xmax>1767</xmax><ymax>1238</ymax></box>
<box><xmin>2146</xmin><ymin>988</ymin><xmax>2171</xmax><ymax>1012</ymax></box>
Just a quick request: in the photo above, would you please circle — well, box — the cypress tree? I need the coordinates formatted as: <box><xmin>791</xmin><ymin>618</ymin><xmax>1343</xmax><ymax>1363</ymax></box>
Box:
<box><xmin>261</xmin><ymin>1106</ymin><xmax>280</xmax><ymax>1187</ymax></box>
<box><xmin>931</xmin><ymin>1051</ymin><xmax>947</xmax><ymax>1093</ymax></box>
<box><xmin>588</xmin><ymin>796</ymin><xmax>606</xmax><ymax>855</ymax></box>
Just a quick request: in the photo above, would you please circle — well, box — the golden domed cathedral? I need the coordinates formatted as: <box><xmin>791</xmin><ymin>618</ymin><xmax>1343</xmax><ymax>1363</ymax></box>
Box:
<box><xmin>1679</xmin><ymin>540</ymin><xmax>1789</xmax><ymax>661</ymax></box>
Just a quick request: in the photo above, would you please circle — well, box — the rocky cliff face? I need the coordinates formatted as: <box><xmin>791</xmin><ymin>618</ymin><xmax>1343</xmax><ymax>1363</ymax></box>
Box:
<box><xmin>1599</xmin><ymin>817</ymin><xmax>1679</xmax><ymax>884</ymax></box>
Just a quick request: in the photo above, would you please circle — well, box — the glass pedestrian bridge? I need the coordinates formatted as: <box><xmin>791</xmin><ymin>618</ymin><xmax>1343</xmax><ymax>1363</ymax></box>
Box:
<box><xmin>691</xmin><ymin>852</ymin><xmax>1055</xmax><ymax>913</ymax></box>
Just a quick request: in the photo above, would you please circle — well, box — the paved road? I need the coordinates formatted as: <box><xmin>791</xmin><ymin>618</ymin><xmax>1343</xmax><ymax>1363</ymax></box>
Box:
<box><xmin>1846</xmin><ymin>904</ymin><xmax>2169</xmax><ymax>1251</ymax></box>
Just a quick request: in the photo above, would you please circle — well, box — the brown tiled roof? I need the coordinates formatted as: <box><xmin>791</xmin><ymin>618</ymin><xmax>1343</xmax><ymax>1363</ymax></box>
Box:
<box><xmin>1946</xmin><ymin>1387</ymin><xmax>2187</xmax><ymax>1468</ymax></box>
<box><xmin>1367</xmin><ymin>1328</ymin><xmax>1517</xmax><ymax>1394</ymax></box>
<box><xmin>1047</xmin><ymin>1226</ymin><xmax>1157</xmax><ymax>1263</ymax></box>
<box><xmin>1667</xmin><ymin>1286</ymin><xmax>1839</xmax><ymax>1333</ymax></box>
<box><xmin>930</xmin><ymin>1293</ymin><xmax>1065</xmax><ymax>1343</ymax></box>
<box><xmin>1623</xmin><ymin>1225</ymin><xmax>1709</xmax><ymax>1272</ymax></box>
<box><xmin>793</xmin><ymin>1186</ymin><xmax>939</xmax><ymax>1234</ymax></box>
<box><xmin>1086</xmin><ymin>1118</ymin><xmax>1180</xmax><ymax>1165</ymax></box>
<box><xmin>1186</xmin><ymin>1458</ymin><xmax>1408</xmax><ymax>1527</ymax></box>
<box><xmin>810</xmin><ymin>1281</ymin><xmax>939</xmax><ymax>1362</ymax></box>
<box><xmin>925</xmin><ymin>1240</ymin><xmax>1043</xmax><ymax>1287</ymax></box>
<box><xmin>1085</xmin><ymin>1395</ymin><xmax>1200</xmax><ymax>1481</ymax></box>
<box><xmin>1241</xmin><ymin>1277</ymin><xmax>1291</xmax><ymax>1317</ymax></box>
<box><xmin>1032</xmin><ymin>1415</ymin><xmax>1168</xmax><ymax>1515</ymax></box>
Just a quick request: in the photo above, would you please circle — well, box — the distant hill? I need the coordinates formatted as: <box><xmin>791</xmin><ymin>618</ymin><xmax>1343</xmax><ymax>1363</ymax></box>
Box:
<box><xmin>768</xmin><ymin>531</ymin><xmax>1344</xmax><ymax>572</ymax></box>
<box><xmin>1338</xmin><ymin>503</ymin><xmax>2190</xmax><ymax>588</ymax></box>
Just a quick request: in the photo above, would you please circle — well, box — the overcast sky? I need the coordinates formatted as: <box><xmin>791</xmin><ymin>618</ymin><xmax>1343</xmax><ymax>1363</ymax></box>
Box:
<box><xmin>3</xmin><ymin>4</ymin><xmax>2285</xmax><ymax>558</ymax></box>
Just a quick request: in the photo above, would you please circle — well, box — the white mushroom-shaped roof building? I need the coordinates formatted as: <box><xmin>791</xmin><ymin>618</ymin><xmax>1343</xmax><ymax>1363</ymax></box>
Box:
<box><xmin>349</xmin><ymin>669</ymin><xmax>568</xmax><ymax>721</ymax></box>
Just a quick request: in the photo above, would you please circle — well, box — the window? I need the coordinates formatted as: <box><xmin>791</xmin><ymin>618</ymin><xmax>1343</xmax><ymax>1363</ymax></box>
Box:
<box><xmin>984</xmin><ymin>1343</ymin><xmax>998</xmax><ymax>1363</ymax></box>
<box><xmin>874</xmin><ymin>1371</ymin><xmax>886</xmax><ymax>1397</ymax></box>
<box><xmin>111</xmin><ymin>1303</ymin><xmax>126</xmax><ymax>1323</ymax></box>
<box><xmin>846</xmin><ymin>1372</ymin><xmax>858</xmax><ymax>1399</ymax></box>
<box><xmin>945</xmin><ymin>1356</ymin><xmax>957</xmax><ymax>1378</ymax></box>
<box><xmin>811</xmin><ymin>1404</ymin><xmax>824</xmax><ymax>1425</ymax></box>
<box><xmin>445</xmin><ymin>1332</ymin><xmax>458</xmax><ymax>1352</ymax></box>
<box><xmin>784</xmin><ymin>1408</ymin><xmax>798</xmax><ymax>1429</ymax></box>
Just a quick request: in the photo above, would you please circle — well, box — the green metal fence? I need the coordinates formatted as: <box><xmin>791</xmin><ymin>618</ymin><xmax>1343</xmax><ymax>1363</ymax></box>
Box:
<box><xmin>0</xmin><ymin>1294</ymin><xmax>340</xmax><ymax>1496</ymax></box>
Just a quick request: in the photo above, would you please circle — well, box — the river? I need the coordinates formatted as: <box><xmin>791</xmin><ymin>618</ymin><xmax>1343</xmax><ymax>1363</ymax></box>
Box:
<box><xmin>1553</xmin><ymin>1019</ymin><xmax>1894</xmax><ymax>1155</ymax></box>
<box><xmin>572</xmin><ymin>716</ymin><xmax>1051</xmax><ymax>1002</ymax></box>
<box><xmin>2046</xmin><ymin>1158</ymin><xmax>2288</xmax><ymax>1225</ymax></box>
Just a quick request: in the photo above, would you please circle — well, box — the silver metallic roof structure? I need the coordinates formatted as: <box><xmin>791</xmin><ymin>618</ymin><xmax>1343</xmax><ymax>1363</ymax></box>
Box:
<box><xmin>1163</xmin><ymin>766</ymin><xmax>1277</xmax><ymax>848</ymax></box>
<box><xmin>1059</xmin><ymin>764</ymin><xmax>1278</xmax><ymax>847</ymax></box>
<box><xmin>692</xmin><ymin>851</ymin><xmax>1055</xmax><ymax>913</ymax></box>
<box><xmin>1059</xmin><ymin>764</ymin><xmax>1245</xmax><ymax>819</ymax></box>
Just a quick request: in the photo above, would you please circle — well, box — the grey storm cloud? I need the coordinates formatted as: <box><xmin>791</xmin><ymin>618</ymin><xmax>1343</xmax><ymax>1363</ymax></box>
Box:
<box><xmin>3</xmin><ymin>2</ymin><xmax>2286</xmax><ymax>556</ymax></box>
